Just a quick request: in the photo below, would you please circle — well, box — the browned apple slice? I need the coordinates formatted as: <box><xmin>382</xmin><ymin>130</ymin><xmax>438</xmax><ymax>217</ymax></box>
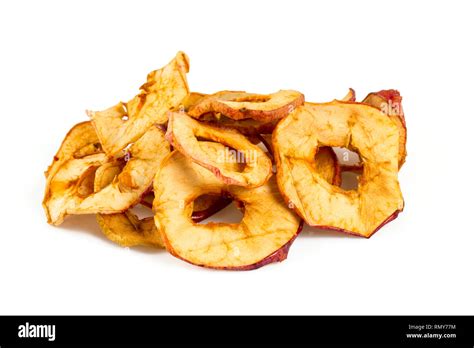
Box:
<box><xmin>273</xmin><ymin>101</ymin><xmax>404</xmax><ymax>238</ymax></box>
<box><xmin>43</xmin><ymin>125</ymin><xmax>170</xmax><ymax>225</ymax></box>
<box><xmin>73</xmin><ymin>125</ymin><xmax>170</xmax><ymax>214</ymax></box>
<box><xmin>166</xmin><ymin>112</ymin><xmax>272</xmax><ymax>187</ymax></box>
<box><xmin>362</xmin><ymin>89</ymin><xmax>406</xmax><ymax>167</ymax></box>
<box><xmin>187</xmin><ymin>90</ymin><xmax>304</xmax><ymax>122</ymax></box>
<box><xmin>44</xmin><ymin>122</ymin><xmax>101</xmax><ymax>179</ymax></box>
<box><xmin>153</xmin><ymin>142</ymin><xmax>302</xmax><ymax>270</ymax></box>
<box><xmin>43</xmin><ymin>153</ymin><xmax>109</xmax><ymax>224</ymax></box>
<box><xmin>89</xmin><ymin>52</ymin><xmax>190</xmax><ymax>156</ymax></box>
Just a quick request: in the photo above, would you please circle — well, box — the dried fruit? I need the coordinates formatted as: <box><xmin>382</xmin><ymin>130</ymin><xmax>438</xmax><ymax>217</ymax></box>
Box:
<box><xmin>43</xmin><ymin>51</ymin><xmax>407</xmax><ymax>269</ymax></box>
<box><xmin>166</xmin><ymin>112</ymin><xmax>272</xmax><ymax>187</ymax></box>
<box><xmin>153</xmin><ymin>142</ymin><xmax>302</xmax><ymax>270</ymax></box>
<box><xmin>43</xmin><ymin>125</ymin><xmax>170</xmax><ymax>225</ymax></box>
<box><xmin>89</xmin><ymin>52</ymin><xmax>190</xmax><ymax>156</ymax></box>
<box><xmin>273</xmin><ymin>101</ymin><xmax>404</xmax><ymax>237</ymax></box>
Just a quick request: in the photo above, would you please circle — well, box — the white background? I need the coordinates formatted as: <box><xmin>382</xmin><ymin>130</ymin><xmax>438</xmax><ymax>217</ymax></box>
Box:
<box><xmin>0</xmin><ymin>0</ymin><xmax>473</xmax><ymax>315</ymax></box>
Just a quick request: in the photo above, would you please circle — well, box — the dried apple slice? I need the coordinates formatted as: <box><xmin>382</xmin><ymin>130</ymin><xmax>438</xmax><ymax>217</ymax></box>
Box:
<box><xmin>73</xmin><ymin>125</ymin><xmax>170</xmax><ymax>214</ymax></box>
<box><xmin>43</xmin><ymin>125</ymin><xmax>170</xmax><ymax>225</ymax></box>
<box><xmin>362</xmin><ymin>89</ymin><xmax>406</xmax><ymax>167</ymax></box>
<box><xmin>44</xmin><ymin>121</ymin><xmax>101</xmax><ymax>180</ymax></box>
<box><xmin>181</xmin><ymin>92</ymin><xmax>281</xmax><ymax>135</ymax></box>
<box><xmin>273</xmin><ymin>101</ymin><xmax>404</xmax><ymax>238</ymax></box>
<box><xmin>153</xmin><ymin>142</ymin><xmax>302</xmax><ymax>270</ymax></box>
<box><xmin>43</xmin><ymin>153</ymin><xmax>109</xmax><ymax>224</ymax></box>
<box><xmin>167</xmin><ymin>112</ymin><xmax>272</xmax><ymax>187</ymax></box>
<box><xmin>89</xmin><ymin>51</ymin><xmax>190</xmax><ymax>156</ymax></box>
<box><xmin>187</xmin><ymin>90</ymin><xmax>304</xmax><ymax>122</ymax></box>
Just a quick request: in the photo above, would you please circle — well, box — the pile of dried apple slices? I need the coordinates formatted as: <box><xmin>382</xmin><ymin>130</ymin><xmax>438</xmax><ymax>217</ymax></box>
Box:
<box><xmin>43</xmin><ymin>52</ymin><xmax>406</xmax><ymax>270</ymax></box>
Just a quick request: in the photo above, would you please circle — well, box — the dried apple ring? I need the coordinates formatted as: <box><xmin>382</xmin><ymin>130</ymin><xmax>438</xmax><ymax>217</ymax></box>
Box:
<box><xmin>273</xmin><ymin>101</ymin><xmax>404</xmax><ymax>238</ymax></box>
<box><xmin>187</xmin><ymin>90</ymin><xmax>304</xmax><ymax>122</ymax></box>
<box><xmin>89</xmin><ymin>52</ymin><xmax>189</xmax><ymax>156</ymax></box>
<box><xmin>181</xmin><ymin>92</ymin><xmax>281</xmax><ymax>135</ymax></box>
<box><xmin>153</xmin><ymin>142</ymin><xmax>302</xmax><ymax>270</ymax></box>
<box><xmin>167</xmin><ymin>112</ymin><xmax>272</xmax><ymax>187</ymax></box>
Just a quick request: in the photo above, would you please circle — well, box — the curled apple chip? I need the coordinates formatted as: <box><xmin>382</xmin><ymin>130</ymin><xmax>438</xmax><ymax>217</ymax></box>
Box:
<box><xmin>167</xmin><ymin>112</ymin><xmax>272</xmax><ymax>187</ymax></box>
<box><xmin>44</xmin><ymin>121</ymin><xmax>102</xmax><ymax>180</ymax></box>
<box><xmin>362</xmin><ymin>89</ymin><xmax>406</xmax><ymax>167</ymax></box>
<box><xmin>43</xmin><ymin>153</ymin><xmax>109</xmax><ymax>225</ymax></box>
<box><xmin>43</xmin><ymin>125</ymin><xmax>170</xmax><ymax>225</ymax></box>
<box><xmin>273</xmin><ymin>101</ymin><xmax>404</xmax><ymax>238</ymax></box>
<box><xmin>187</xmin><ymin>90</ymin><xmax>304</xmax><ymax>122</ymax></box>
<box><xmin>153</xmin><ymin>142</ymin><xmax>302</xmax><ymax>270</ymax></box>
<box><xmin>73</xmin><ymin>125</ymin><xmax>170</xmax><ymax>214</ymax></box>
<box><xmin>89</xmin><ymin>51</ymin><xmax>190</xmax><ymax>156</ymax></box>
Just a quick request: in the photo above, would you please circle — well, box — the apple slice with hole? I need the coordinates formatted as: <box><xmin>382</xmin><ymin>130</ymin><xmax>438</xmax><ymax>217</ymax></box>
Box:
<box><xmin>273</xmin><ymin>101</ymin><xmax>404</xmax><ymax>238</ymax></box>
<box><xmin>153</xmin><ymin>142</ymin><xmax>303</xmax><ymax>270</ymax></box>
<box><xmin>166</xmin><ymin>112</ymin><xmax>272</xmax><ymax>188</ymax></box>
